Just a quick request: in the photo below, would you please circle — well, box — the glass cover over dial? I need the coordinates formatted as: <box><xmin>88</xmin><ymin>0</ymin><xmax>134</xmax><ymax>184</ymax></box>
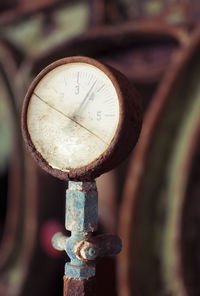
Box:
<box><xmin>27</xmin><ymin>62</ymin><xmax>120</xmax><ymax>171</ymax></box>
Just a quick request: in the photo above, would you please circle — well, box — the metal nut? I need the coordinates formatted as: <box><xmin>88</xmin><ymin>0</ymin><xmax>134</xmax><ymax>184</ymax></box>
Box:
<box><xmin>65</xmin><ymin>263</ymin><xmax>95</xmax><ymax>279</ymax></box>
<box><xmin>65</xmin><ymin>181</ymin><xmax>98</xmax><ymax>232</ymax></box>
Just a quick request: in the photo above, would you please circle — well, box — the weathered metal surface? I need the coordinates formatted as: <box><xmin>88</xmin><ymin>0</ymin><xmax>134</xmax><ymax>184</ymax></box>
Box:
<box><xmin>65</xmin><ymin>262</ymin><xmax>96</xmax><ymax>280</ymax></box>
<box><xmin>52</xmin><ymin>181</ymin><xmax>122</xmax><ymax>283</ymax></box>
<box><xmin>52</xmin><ymin>232</ymin><xmax>69</xmax><ymax>251</ymax></box>
<box><xmin>65</xmin><ymin>232</ymin><xmax>96</xmax><ymax>279</ymax></box>
<box><xmin>52</xmin><ymin>232</ymin><xmax>122</xmax><ymax>263</ymax></box>
<box><xmin>64</xmin><ymin>181</ymin><xmax>97</xmax><ymax>279</ymax></box>
<box><xmin>63</xmin><ymin>276</ymin><xmax>96</xmax><ymax>296</ymax></box>
<box><xmin>118</xmin><ymin>26</ymin><xmax>200</xmax><ymax>296</ymax></box>
<box><xmin>52</xmin><ymin>181</ymin><xmax>97</xmax><ymax>280</ymax></box>
<box><xmin>21</xmin><ymin>56</ymin><xmax>142</xmax><ymax>181</ymax></box>
<box><xmin>52</xmin><ymin>232</ymin><xmax>122</xmax><ymax>262</ymax></box>
<box><xmin>77</xmin><ymin>234</ymin><xmax>122</xmax><ymax>261</ymax></box>
<box><xmin>66</xmin><ymin>181</ymin><xmax>98</xmax><ymax>232</ymax></box>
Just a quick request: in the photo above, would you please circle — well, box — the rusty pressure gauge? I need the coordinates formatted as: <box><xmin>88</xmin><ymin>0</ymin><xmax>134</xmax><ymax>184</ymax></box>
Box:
<box><xmin>21</xmin><ymin>56</ymin><xmax>142</xmax><ymax>180</ymax></box>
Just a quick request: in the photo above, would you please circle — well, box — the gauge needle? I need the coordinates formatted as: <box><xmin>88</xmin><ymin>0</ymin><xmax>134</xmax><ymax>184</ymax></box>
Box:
<box><xmin>78</xmin><ymin>79</ymin><xmax>97</xmax><ymax>110</ymax></box>
<box><xmin>33</xmin><ymin>92</ymin><xmax>108</xmax><ymax>145</ymax></box>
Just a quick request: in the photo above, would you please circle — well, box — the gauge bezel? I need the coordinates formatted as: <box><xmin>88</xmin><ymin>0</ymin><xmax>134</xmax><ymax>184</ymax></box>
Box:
<box><xmin>22</xmin><ymin>56</ymin><xmax>142</xmax><ymax>181</ymax></box>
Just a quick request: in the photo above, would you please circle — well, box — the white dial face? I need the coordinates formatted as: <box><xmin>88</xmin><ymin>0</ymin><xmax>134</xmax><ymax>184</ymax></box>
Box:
<box><xmin>27</xmin><ymin>62</ymin><xmax>120</xmax><ymax>171</ymax></box>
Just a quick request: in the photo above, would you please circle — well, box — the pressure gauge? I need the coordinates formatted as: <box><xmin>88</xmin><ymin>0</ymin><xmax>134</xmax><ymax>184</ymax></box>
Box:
<box><xmin>22</xmin><ymin>56</ymin><xmax>142</xmax><ymax>180</ymax></box>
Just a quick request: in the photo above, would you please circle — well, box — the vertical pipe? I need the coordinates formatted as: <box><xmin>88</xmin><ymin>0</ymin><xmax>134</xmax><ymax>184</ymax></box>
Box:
<box><xmin>63</xmin><ymin>276</ymin><xmax>96</xmax><ymax>296</ymax></box>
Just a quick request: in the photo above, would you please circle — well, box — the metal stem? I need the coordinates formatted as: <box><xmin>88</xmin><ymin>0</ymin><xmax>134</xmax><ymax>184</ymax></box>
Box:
<box><xmin>51</xmin><ymin>180</ymin><xmax>121</xmax><ymax>296</ymax></box>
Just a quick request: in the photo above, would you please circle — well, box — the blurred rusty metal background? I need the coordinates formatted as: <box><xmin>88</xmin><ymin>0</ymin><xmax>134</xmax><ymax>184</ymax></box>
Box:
<box><xmin>0</xmin><ymin>0</ymin><xmax>200</xmax><ymax>295</ymax></box>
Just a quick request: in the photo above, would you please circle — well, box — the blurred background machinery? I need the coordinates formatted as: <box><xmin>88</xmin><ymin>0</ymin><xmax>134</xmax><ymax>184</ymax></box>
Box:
<box><xmin>0</xmin><ymin>0</ymin><xmax>200</xmax><ymax>295</ymax></box>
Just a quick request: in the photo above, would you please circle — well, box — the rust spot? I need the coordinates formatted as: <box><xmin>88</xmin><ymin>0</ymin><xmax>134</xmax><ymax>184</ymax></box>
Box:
<box><xmin>63</xmin><ymin>276</ymin><xmax>96</xmax><ymax>296</ymax></box>
<box><xmin>21</xmin><ymin>56</ymin><xmax>142</xmax><ymax>181</ymax></box>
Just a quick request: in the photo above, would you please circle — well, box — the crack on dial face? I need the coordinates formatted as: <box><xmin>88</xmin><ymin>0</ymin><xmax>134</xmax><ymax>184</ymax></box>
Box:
<box><xmin>33</xmin><ymin>92</ymin><xmax>109</xmax><ymax>146</ymax></box>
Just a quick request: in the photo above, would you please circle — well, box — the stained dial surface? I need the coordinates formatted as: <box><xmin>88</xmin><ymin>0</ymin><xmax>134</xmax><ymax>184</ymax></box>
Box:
<box><xmin>27</xmin><ymin>62</ymin><xmax>120</xmax><ymax>171</ymax></box>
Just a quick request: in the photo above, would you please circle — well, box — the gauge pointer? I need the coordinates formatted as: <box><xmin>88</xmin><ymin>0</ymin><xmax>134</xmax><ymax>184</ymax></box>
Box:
<box><xmin>78</xmin><ymin>79</ymin><xmax>97</xmax><ymax>110</ymax></box>
<box><xmin>33</xmin><ymin>92</ymin><xmax>108</xmax><ymax>145</ymax></box>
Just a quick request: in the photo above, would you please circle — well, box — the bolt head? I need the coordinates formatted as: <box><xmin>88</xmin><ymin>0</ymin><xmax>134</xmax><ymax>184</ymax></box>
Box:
<box><xmin>79</xmin><ymin>241</ymin><xmax>99</xmax><ymax>260</ymax></box>
<box><xmin>88</xmin><ymin>248</ymin><xmax>96</xmax><ymax>257</ymax></box>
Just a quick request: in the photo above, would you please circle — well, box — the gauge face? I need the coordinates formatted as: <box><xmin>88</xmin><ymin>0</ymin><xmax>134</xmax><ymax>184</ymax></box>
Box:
<box><xmin>27</xmin><ymin>62</ymin><xmax>120</xmax><ymax>171</ymax></box>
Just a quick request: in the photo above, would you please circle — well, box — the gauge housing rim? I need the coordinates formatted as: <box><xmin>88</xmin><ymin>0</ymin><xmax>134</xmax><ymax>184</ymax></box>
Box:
<box><xmin>21</xmin><ymin>56</ymin><xmax>142</xmax><ymax>181</ymax></box>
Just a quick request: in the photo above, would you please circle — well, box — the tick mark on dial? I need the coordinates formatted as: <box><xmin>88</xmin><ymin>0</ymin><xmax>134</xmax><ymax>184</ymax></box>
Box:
<box><xmin>105</xmin><ymin>114</ymin><xmax>115</xmax><ymax>117</ymax></box>
<box><xmin>104</xmin><ymin>98</ymin><xmax>113</xmax><ymax>104</ymax></box>
<box><xmin>97</xmin><ymin>84</ymin><xmax>105</xmax><ymax>92</ymax></box>
<box><xmin>77</xmin><ymin>72</ymin><xmax>80</xmax><ymax>84</ymax></box>
<box><xmin>87</xmin><ymin>76</ymin><xmax>93</xmax><ymax>85</ymax></box>
<box><xmin>33</xmin><ymin>92</ymin><xmax>108</xmax><ymax>146</ymax></box>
